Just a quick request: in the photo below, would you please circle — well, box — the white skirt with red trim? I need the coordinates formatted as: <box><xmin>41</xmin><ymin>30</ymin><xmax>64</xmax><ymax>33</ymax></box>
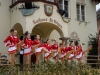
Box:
<box><xmin>24</xmin><ymin>48</ymin><xmax>31</xmax><ymax>55</ymax></box>
<box><xmin>35</xmin><ymin>47</ymin><xmax>44</xmax><ymax>54</ymax></box>
<box><xmin>8</xmin><ymin>46</ymin><xmax>17</xmax><ymax>54</ymax></box>
<box><xmin>76</xmin><ymin>52</ymin><xmax>83</xmax><ymax>59</ymax></box>
<box><xmin>53</xmin><ymin>52</ymin><xmax>58</xmax><ymax>58</ymax></box>
<box><xmin>44</xmin><ymin>51</ymin><xmax>51</xmax><ymax>58</ymax></box>
<box><xmin>59</xmin><ymin>53</ymin><xmax>66</xmax><ymax>59</ymax></box>
<box><xmin>68</xmin><ymin>54</ymin><xmax>74</xmax><ymax>60</ymax></box>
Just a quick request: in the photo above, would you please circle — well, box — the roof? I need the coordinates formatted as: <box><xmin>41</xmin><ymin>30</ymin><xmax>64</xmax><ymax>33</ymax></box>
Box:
<box><xmin>97</xmin><ymin>8</ymin><xmax>100</xmax><ymax>19</ymax></box>
<box><xmin>92</xmin><ymin>0</ymin><xmax>100</xmax><ymax>3</ymax></box>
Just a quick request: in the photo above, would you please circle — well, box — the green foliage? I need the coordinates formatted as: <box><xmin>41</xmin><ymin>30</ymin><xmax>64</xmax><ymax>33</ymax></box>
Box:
<box><xmin>87</xmin><ymin>33</ymin><xmax>98</xmax><ymax>67</ymax></box>
<box><xmin>0</xmin><ymin>61</ymin><xmax>99</xmax><ymax>75</ymax></box>
<box><xmin>88</xmin><ymin>33</ymin><xmax>98</xmax><ymax>55</ymax></box>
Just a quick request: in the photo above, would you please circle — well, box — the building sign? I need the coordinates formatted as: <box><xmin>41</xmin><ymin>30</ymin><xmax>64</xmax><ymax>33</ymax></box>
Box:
<box><xmin>44</xmin><ymin>4</ymin><xmax>53</xmax><ymax>16</ymax></box>
<box><xmin>33</xmin><ymin>18</ymin><xmax>62</xmax><ymax>29</ymax></box>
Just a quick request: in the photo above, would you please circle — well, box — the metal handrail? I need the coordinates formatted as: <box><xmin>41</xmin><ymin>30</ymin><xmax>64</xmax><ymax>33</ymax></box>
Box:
<box><xmin>85</xmin><ymin>55</ymin><xmax>100</xmax><ymax>66</ymax></box>
<box><xmin>86</xmin><ymin>55</ymin><xmax>99</xmax><ymax>56</ymax></box>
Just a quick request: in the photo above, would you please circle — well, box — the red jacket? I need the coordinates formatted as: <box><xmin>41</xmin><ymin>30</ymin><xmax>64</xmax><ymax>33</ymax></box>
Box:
<box><xmin>68</xmin><ymin>46</ymin><xmax>75</xmax><ymax>54</ymax></box>
<box><xmin>41</xmin><ymin>43</ymin><xmax>51</xmax><ymax>51</ymax></box>
<box><xmin>22</xmin><ymin>38</ymin><xmax>33</xmax><ymax>49</ymax></box>
<box><xmin>76</xmin><ymin>46</ymin><xmax>82</xmax><ymax>54</ymax></box>
<box><xmin>33</xmin><ymin>39</ymin><xmax>41</xmax><ymax>45</ymax></box>
<box><xmin>61</xmin><ymin>47</ymin><xmax>68</xmax><ymax>54</ymax></box>
<box><xmin>51</xmin><ymin>44</ymin><xmax>58</xmax><ymax>50</ymax></box>
<box><xmin>4</xmin><ymin>36</ymin><xmax>19</xmax><ymax>47</ymax></box>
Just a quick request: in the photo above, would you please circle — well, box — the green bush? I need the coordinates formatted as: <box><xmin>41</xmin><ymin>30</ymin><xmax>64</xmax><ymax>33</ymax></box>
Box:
<box><xmin>87</xmin><ymin>33</ymin><xmax>98</xmax><ymax>67</ymax></box>
<box><xmin>0</xmin><ymin>61</ymin><xmax>99</xmax><ymax>75</ymax></box>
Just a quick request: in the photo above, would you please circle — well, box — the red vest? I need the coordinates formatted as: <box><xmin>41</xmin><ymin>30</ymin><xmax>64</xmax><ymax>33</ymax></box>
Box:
<box><xmin>51</xmin><ymin>44</ymin><xmax>58</xmax><ymax>50</ymax></box>
<box><xmin>4</xmin><ymin>36</ymin><xmax>19</xmax><ymax>47</ymax></box>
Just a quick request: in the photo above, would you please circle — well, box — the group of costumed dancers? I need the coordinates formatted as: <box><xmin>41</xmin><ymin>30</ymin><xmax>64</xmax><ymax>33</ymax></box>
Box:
<box><xmin>4</xmin><ymin>29</ymin><xmax>92</xmax><ymax>66</ymax></box>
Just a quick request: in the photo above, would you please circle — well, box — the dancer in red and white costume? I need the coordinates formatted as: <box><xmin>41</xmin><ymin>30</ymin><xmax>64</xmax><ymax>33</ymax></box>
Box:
<box><xmin>68</xmin><ymin>42</ymin><xmax>75</xmax><ymax>60</ymax></box>
<box><xmin>59</xmin><ymin>41</ymin><xmax>68</xmax><ymax>64</ymax></box>
<box><xmin>22</xmin><ymin>31</ymin><xmax>33</xmax><ymax>66</ymax></box>
<box><xmin>4</xmin><ymin>29</ymin><xmax>19</xmax><ymax>66</ymax></box>
<box><xmin>43</xmin><ymin>39</ymin><xmax>52</xmax><ymax>61</ymax></box>
<box><xmin>74</xmin><ymin>41</ymin><xmax>83</xmax><ymax>61</ymax></box>
<box><xmin>74</xmin><ymin>41</ymin><xmax>92</xmax><ymax>64</ymax></box>
<box><xmin>33</xmin><ymin>35</ymin><xmax>48</xmax><ymax>66</ymax></box>
<box><xmin>51</xmin><ymin>40</ymin><xmax>59</xmax><ymax>60</ymax></box>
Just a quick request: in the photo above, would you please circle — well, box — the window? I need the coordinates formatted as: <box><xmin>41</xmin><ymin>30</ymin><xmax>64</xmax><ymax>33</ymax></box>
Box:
<box><xmin>77</xmin><ymin>4</ymin><xmax>80</xmax><ymax>20</ymax></box>
<box><xmin>58</xmin><ymin>0</ymin><xmax>63</xmax><ymax>9</ymax></box>
<box><xmin>46</xmin><ymin>0</ymin><xmax>54</xmax><ymax>2</ymax></box>
<box><xmin>13</xmin><ymin>0</ymin><xmax>17</xmax><ymax>4</ymax></box>
<box><xmin>77</xmin><ymin>4</ymin><xmax>85</xmax><ymax>21</ymax></box>
<box><xmin>64</xmin><ymin>0</ymin><xmax>68</xmax><ymax>17</ymax></box>
<box><xmin>58</xmin><ymin>0</ymin><xmax>70</xmax><ymax>18</ymax></box>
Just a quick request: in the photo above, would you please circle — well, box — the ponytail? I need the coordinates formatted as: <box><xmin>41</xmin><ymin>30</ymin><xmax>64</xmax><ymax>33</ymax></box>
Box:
<box><xmin>23</xmin><ymin>31</ymin><xmax>29</xmax><ymax>43</ymax></box>
<box><xmin>10</xmin><ymin>29</ymin><xmax>14</xmax><ymax>33</ymax></box>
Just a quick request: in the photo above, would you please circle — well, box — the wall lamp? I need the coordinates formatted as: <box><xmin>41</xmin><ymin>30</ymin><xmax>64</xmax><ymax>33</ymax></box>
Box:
<box><xmin>57</xmin><ymin>9</ymin><xmax>71</xmax><ymax>23</ymax></box>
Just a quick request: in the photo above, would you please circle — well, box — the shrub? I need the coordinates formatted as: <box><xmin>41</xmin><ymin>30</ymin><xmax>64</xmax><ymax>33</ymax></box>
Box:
<box><xmin>87</xmin><ymin>33</ymin><xmax>98</xmax><ymax>67</ymax></box>
<box><xmin>0</xmin><ymin>61</ymin><xmax>99</xmax><ymax>75</ymax></box>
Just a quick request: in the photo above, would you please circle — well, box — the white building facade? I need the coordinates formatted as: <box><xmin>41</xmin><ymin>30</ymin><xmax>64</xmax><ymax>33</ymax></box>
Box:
<box><xmin>0</xmin><ymin>0</ymin><xmax>98</xmax><ymax>61</ymax></box>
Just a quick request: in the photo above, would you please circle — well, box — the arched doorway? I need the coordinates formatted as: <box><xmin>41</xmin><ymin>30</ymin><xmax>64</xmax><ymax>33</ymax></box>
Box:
<box><xmin>31</xmin><ymin>22</ymin><xmax>64</xmax><ymax>42</ymax></box>
<box><xmin>31</xmin><ymin>22</ymin><xmax>64</xmax><ymax>63</ymax></box>
<box><xmin>13</xmin><ymin>23</ymin><xmax>23</xmax><ymax>37</ymax></box>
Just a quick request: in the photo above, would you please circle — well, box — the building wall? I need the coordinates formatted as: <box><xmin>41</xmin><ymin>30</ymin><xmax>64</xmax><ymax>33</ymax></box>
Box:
<box><xmin>68</xmin><ymin>0</ymin><xmax>97</xmax><ymax>50</ymax></box>
<box><xmin>25</xmin><ymin>2</ymin><xmax>68</xmax><ymax>37</ymax></box>
<box><xmin>10</xmin><ymin>0</ymin><xmax>97</xmax><ymax>50</ymax></box>
<box><xmin>10</xmin><ymin>4</ymin><xmax>26</xmax><ymax>33</ymax></box>
<box><xmin>10</xmin><ymin>2</ymin><xmax>68</xmax><ymax>40</ymax></box>
<box><xmin>0</xmin><ymin>0</ymin><xmax>97</xmax><ymax>63</ymax></box>
<box><xmin>0</xmin><ymin>0</ymin><xmax>12</xmax><ymax>53</ymax></box>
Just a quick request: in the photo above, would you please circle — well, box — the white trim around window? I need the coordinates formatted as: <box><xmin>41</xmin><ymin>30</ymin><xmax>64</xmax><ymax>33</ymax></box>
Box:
<box><xmin>76</xmin><ymin>3</ymin><xmax>86</xmax><ymax>22</ymax></box>
<box><xmin>13</xmin><ymin>0</ymin><xmax>17</xmax><ymax>4</ymax></box>
<box><xmin>58</xmin><ymin>0</ymin><xmax>70</xmax><ymax>18</ymax></box>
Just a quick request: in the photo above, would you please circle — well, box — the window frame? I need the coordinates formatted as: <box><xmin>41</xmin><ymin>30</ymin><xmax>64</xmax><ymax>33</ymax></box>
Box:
<box><xmin>76</xmin><ymin>3</ymin><xmax>86</xmax><ymax>22</ymax></box>
<box><xmin>63</xmin><ymin>0</ymin><xmax>69</xmax><ymax>18</ymax></box>
<box><xmin>58</xmin><ymin>0</ymin><xmax>70</xmax><ymax>18</ymax></box>
<box><xmin>12</xmin><ymin>0</ymin><xmax>17</xmax><ymax>4</ymax></box>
